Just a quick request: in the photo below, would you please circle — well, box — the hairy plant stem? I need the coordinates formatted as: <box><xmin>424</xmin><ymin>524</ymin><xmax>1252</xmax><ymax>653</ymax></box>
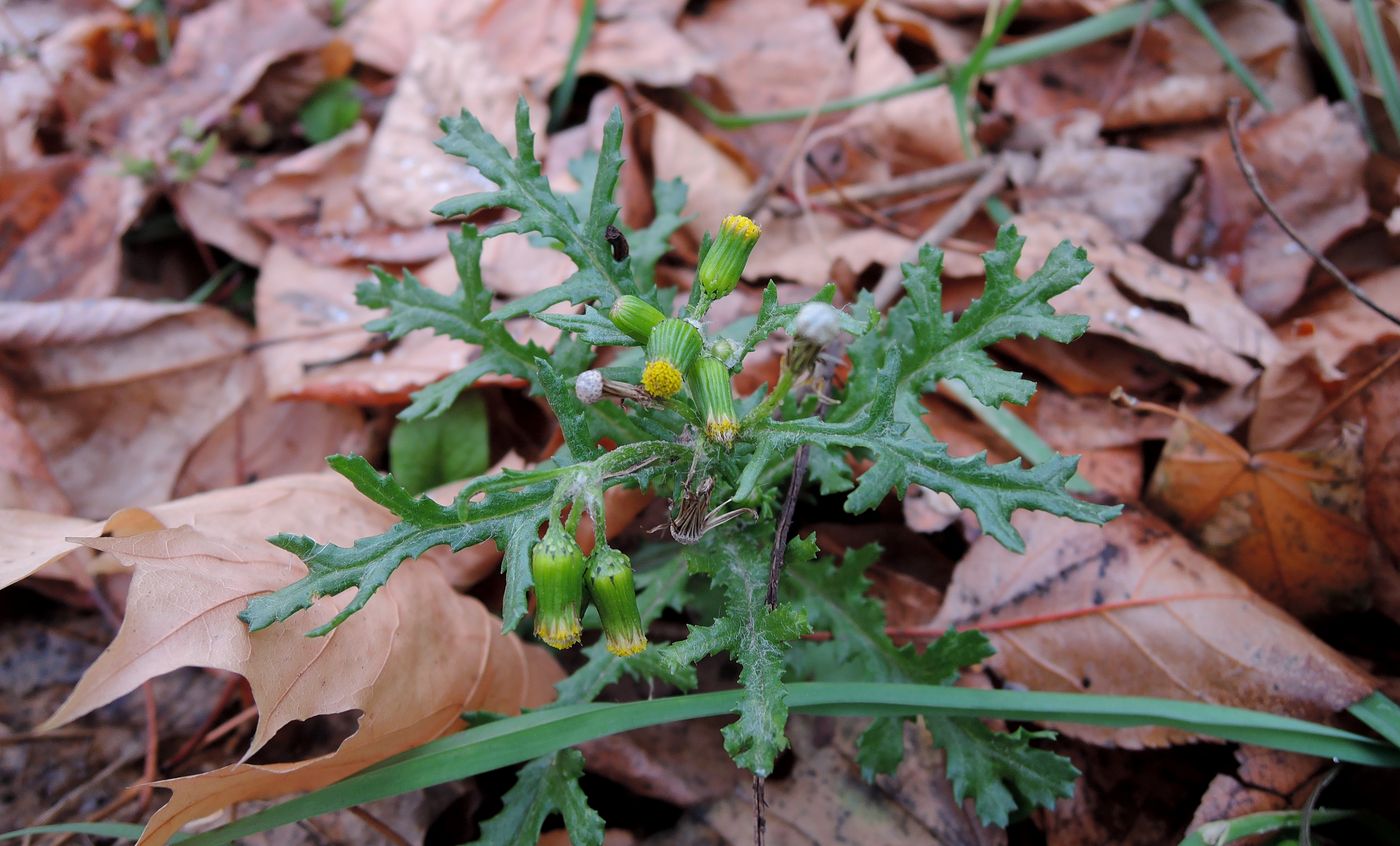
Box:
<box><xmin>743</xmin><ymin>369</ymin><xmax>796</xmax><ymax>428</ymax></box>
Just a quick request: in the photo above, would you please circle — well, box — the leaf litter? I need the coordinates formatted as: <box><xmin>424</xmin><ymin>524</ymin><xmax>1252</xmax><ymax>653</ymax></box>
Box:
<box><xmin>2</xmin><ymin>0</ymin><xmax>1400</xmax><ymax>842</ymax></box>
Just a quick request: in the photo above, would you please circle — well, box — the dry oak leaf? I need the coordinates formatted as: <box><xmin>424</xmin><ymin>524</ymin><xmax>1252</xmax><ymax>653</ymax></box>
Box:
<box><xmin>1172</xmin><ymin>98</ymin><xmax>1369</xmax><ymax>319</ymax></box>
<box><xmin>578</xmin><ymin>0</ymin><xmax>713</xmax><ymax>88</ymax></box>
<box><xmin>1014</xmin><ymin>211</ymin><xmax>1278</xmax><ymax>386</ymax></box>
<box><xmin>0</xmin><ymin>463</ymin><xmax>519</xmax><ymax>594</ymax></box>
<box><xmin>1248</xmin><ymin>271</ymin><xmax>1400</xmax><ymax>453</ymax></box>
<box><xmin>39</xmin><ymin>526</ymin><xmax>561</xmax><ymax>846</ymax></box>
<box><xmin>928</xmin><ymin>509</ymin><xmax>1374</xmax><ymax>748</ymax></box>
<box><xmin>1147</xmin><ymin>411</ymin><xmax>1372</xmax><ymax>618</ymax></box>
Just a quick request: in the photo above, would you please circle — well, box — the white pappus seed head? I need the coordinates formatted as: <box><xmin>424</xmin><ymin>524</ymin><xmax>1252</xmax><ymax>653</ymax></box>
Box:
<box><xmin>793</xmin><ymin>302</ymin><xmax>841</xmax><ymax>346</ymax></box>
<box><xmin>575</xmin><ymin>369</ymin><xmax>604</xmax><ymax>404</ymax></box>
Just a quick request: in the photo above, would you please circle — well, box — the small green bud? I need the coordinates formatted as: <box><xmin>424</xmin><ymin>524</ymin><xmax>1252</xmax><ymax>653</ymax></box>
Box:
<box><xmin>709</xmin><ymin>337</ymin><xmax>735</xmax><ymax>363</ymax></box>
<box><xmin>697</xmin><ymin>214</ymin><xmax>761</xmax><ymax>300</ymax></box>
<box><xmin>609</xmin><ymin>295</ymin><xmax>666</xmax><ymax>344</ymax></box>
<box><xmin>585</xmin><ymin>548</ymin><xmax>646</xmax><ymax>657</ymax></box>
<box><xmin>642</xmin><ymin>318</ymin><xmax>702</xmax><ymax>399</ymax></box>
<box><xmin>530</xmin><ymin>523</ymin><xmax>585</xmax><ymax>650</ymax></box>
<box><xmin>689</xmin><ymin>355</ymin><xmax>738</xmax><ymax>445</ymax></box>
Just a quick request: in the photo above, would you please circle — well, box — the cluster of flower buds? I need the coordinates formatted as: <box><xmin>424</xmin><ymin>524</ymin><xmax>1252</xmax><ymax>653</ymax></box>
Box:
<box><xmin>530</xmin><ymin>523</ymin><xmax>647</xmax><ymax>656</ymax></box>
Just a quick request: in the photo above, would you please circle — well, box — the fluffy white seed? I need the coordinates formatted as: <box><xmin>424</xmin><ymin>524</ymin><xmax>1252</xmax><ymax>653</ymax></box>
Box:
<box><xmin>793</xmin><ymin>302</ymin><xmax>841</xmax><ymax>346</ymax></box>
<box><xmin>575</xmin><ymin>369</ymin><xmax>604</xmax><ymax>404</ymax></box>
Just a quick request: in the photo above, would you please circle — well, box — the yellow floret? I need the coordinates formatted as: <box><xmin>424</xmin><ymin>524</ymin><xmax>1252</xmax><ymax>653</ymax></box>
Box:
<box><xmin>606</xmin><ymin>632</ymin><xmax>648</xmax><ymax>657</ymax></box>
<box><xmin>721</xmin><ymin>214</ymin><xmax>761</xmax><ymax>242</ymax></box>
<box><xmin>535</xmin><ymin>617</ymin><xmax>582</xmax><ymax>650</ymax></box>
<box><xmin>706</xmin><ymin>417</ymin><xmax>739</xmax><ymax>445</ymax></box>
<box><xmin>642</xmin><ymin>359</ymin><xmax>683</xmax><ymax>398</ymax></box>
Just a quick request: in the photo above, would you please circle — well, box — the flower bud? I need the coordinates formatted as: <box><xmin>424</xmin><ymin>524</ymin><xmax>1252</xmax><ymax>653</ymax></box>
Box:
<box><xmin>585</xmin><ymin>548</ymin><xmax>646</xmax><ymax>656</ymax></box>
<box><xmin>609</xmin><ymin>295</ymin><xmax>666</xmax><ymax>344</ymax></box>
<box><xmin>709</xmin><ymin>337</ymin><xmax>736</xmax><ymax>363</ymax></box>
<box><xmin>697</xmin><ymin>214</ymin><xmax>761</xmax><ymax>300</ymax></box>
<box><xmin>642</xmin><ymin>318</ymin><xmax>702</xmax><ymax>399</ymax></box>
<box><xmin>530</xmin><ymin>523</ymin><xmax>585</xmax><ymax>649</ymax></box>
<box><xmin>575</xmin><ymin>369</ymin><xmax>604</xmax><ymax>404</ymax></box>
<box><xmin>689</xmin><ymin>355</ymin><xmax>738</xmax><ymax>445</ymax></box>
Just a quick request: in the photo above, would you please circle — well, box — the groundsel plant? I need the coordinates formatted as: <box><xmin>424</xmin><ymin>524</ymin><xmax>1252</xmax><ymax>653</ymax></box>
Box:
<box><xmin>238</xmin><ymin>100</ymin><xmax>1120</xmax><ymax>842</ymax></box>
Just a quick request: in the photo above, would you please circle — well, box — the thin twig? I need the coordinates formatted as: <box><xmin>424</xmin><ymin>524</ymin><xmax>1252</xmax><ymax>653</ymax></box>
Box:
<box><xmin>872</xmin><ymin>160</ymin><xmax>1008</xmax><ymax>310</ymax></box>
<box><xmin>765</xmin><ymin>442</ymin><xmax>811</xmax><ymax>609</ymax></box>
<box><xmin>1225</xmin><ymin>98</ymin><xmax>1400</xmax><ymax>329</ymax></box>
<box><xmin>753</xmin><ymin>775</ymin><xmax>767</xmax><ymax>846</ymax></box>
<box><xmin>348</xmin><ymin>806</ymin><xmax>414</xmax><ymax>846</ymax></box>
<box><xmin>766</xmin><ymin>158</ymin><xmax>993</xmax><ymax>216</ymax></box>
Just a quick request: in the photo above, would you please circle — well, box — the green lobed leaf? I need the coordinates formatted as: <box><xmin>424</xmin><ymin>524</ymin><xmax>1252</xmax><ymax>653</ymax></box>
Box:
<box><xmin>535</xmin><ymin>307</ymin><xmax>637</xmax><ymax>347</ymax></box>
<box><xmin>537</xmin><ymin>358</ymin><xmax>601</xmax><ymax>462</ymax></box>
<box><xmin>783</xmin><ymin>541</ymin><xmax>1077</xmax><ymax>822</ymax></box>
<box><xmin>662</xmin><ymin>529</ymin><xmax>811</xmax><ymax>776</ymax></box>
<box><xmin>465</xmin><ymin>750</ymin><xmax>603</xmax><ymax>846</ymax></box>
<box><xmin>628</xmin><ymin>178</ymin><xmax>690</xmax><ymax>294</ymax></box>
<box><xmin>432</xmin><ymin>100</ymin><xmax>636</xmax><ymax>316</ymax></box>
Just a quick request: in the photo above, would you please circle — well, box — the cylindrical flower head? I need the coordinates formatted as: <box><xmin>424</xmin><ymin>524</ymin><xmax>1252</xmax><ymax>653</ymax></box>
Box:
<box><xmin>689</xmin><ymin>355</ymin><xmax>738</xmax><ymax>445</ymax></box>
<box><xmin>642</xmin><ymin>318</ymin><xmax>702</xmax><ymax>398</ymax></box>
<box><xmin>697</xmin><ymin>214</ymin><xmax>761</xmax><ymax>300</ymax></box>
<box><xmin>585</xmin><ymin>548</ymin><xmax>646</xmax><ymax>657</ymax></box>
<box><xmin>530</xmin><ymin>523</ymin><xmax>586</xmax><ymax>649</ymax></box>
<box><xmin>609</xmin><ymin>295</ymin><xmax>666</xmax><ymax>344</ymax></box>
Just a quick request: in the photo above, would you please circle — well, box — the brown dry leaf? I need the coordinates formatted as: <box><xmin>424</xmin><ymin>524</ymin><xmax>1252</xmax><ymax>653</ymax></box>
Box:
<box><xmin>1249</xmin><ymin>271</ymin><xmax>1400</xmax><ymax>452</ymax></box>
<box><xmin>0</xmin><ymin>161</ymin><xmax>146</xmax><ymax>301</ymax></box>
<box><xmin>579</xmin><ymin>0</ymin><xmax>712</xmax><ymax>88</ymax></box>
<box><xmin>993</xmin><ymin>0</ymin><xmax>1311</xmax><ymax>132</ymax></box>
<box><xmin>1013</xmin><ymin>120</ymin><xmax>1195</xmax><ymax>242</ymax></box>
<box><xmin>1185</xmin><ymin>747</ymin><xmax>1325</xmax><ymax>838</ymax></box>
<box><xmin>0</xmin><ymin>373</ymin><xmax>73</xmax><ymax>514</ymax></box>
<box><xmin>0</xmin><ymin>459</ymin><xmax>523</xmax><ymax>594</ymax></box>
<box><xmin>849</xmin><ymin>14</ymin><xmax>964</xmax><ymax>167</ymax></box>
<box><xmin>746</xmin><ymin>213</ymin><xmax>913</xmax><ymax>288</ymax></box>
<box><xmin>254</xmin><ymin>239</ymin><xmax>565</xmax><ymax>403</ymax></box>
<box><xmin>1146</xmin><ymin>412</ymin><xmax>1372</xmax><ymax>618</ymax></box>
<box><xmin>928</xmin><ymin>508</ymin><xmax>1374</xmax><ymax>748</ymax></box>
<box><xmin>581</xmin><ymin>717</ymin><xmax>738</xmax><ymax>807</ymax></box>
<box><xmin>648</xmin><ymin>108</ymin><xmax>752</xmax><ymax>244</ymax></box>
<box><xmin>171</xmin><ymin>178</ymin><xmax>271</xmax><ymax>267</ymax></box>
<box><xmin>344</xmin><ymin>0</ymin><xmax>576</xmax><ymax>83</ymax></box>
<box><xmin>358</xmin><ymin>34</ymin><xmax>545</xmax><ymax>229</ymax></box>
<box><xmin>1013</xmin><ymin>212</ymin><xmax>1276</xmax><ymax>388</ymax></box>
<box><xmin>37</xmin><ymin>526</ymin><xmax>560</xmax><ymax>846</ymax></box>
<box><xmin>1173</xmin><ymin>99</ymin><xmax>1369</xmax><ymax>318</ymax></box>
<box><xmin>1</xmin><ymin>302</ymin><xmax>254</xmax><ymax>516</ymax></box>
<box><xmin>544</xmin><ymin>88</ymin><xmax>653</xmax><ymax>231</ymax></box>
<box><xmin>699</xmin><ymin>717</ymin><xmax>1005</xmax><ymax>845</ymax></box>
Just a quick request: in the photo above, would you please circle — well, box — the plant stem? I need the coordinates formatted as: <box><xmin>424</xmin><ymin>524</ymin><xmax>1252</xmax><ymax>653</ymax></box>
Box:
<box><xmin>1300</xmin><ymin>0</ymin><xmax>1375</xmax><ymax>149</ymax></box>
<box><xmin>1353</xmin><ymin>0</ymin><xmax>1400</xmax><ymax>142</ymax></box>
<box><xmin>743</xmin><ymin>368</ymin><xmax>796</xmax><ymax>428</ymax></box>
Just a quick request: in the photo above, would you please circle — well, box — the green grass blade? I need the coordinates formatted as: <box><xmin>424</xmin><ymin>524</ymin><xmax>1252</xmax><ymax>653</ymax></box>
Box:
<box><xmin>169</xmin><ymin>682</ymin><xmax>1400</xmax><ymax>846</ymax></box>
<box><xmin>692</xmin><ymin>1</ymin><xmax>1174</xmax><ymax>128</ymax></box>
<box><xmin>1179</xmin><ymin>809</ymin><xmax>1354</xmax><ymax>845</ymax></box>
<box><xmin>1165</xmin><ymin>0</ymin><xmax>1273</xmax><ymax>109</ymax></box>
<box><xmin>1300</xmin><ymin>0</ymin><xmax>1376</xmax><ymax>149</ymax></box>
<box><xmin>1353</xmin><ymin>0</ymin><xmax>1400</xmax><ymax>141</ymax></box>
<box><xmin>549</xmin><ymin>0</ymin><xmax>598</xmax><ymax>132</ymax></box>
<box><xmin>950</xmin><ymin>0</ymin><xmax>1024</xmax><ymax>157</ymax></box>
<box><xmin>1349</xmin><ymin>691</ymin><xmax>1400</xmax><ymax>749</ymax></box>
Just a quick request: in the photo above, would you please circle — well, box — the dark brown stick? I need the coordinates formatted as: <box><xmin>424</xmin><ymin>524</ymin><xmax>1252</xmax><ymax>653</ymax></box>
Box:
<box><xmin>1225</xmin><ymin>98</ymin><xmax>1400</xmax><ymax>329</ymax></box>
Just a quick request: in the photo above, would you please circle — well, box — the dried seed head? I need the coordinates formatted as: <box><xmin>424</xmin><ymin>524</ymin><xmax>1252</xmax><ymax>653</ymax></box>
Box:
<box><xmin>575</xmin><ymin>369</ymin><xmax>605</xmax><ymax>404</ymax></box>
<box><xmin>793</xmin><ymin>302</ymin><xmax>841</xmax><ymax>346</ymax></box>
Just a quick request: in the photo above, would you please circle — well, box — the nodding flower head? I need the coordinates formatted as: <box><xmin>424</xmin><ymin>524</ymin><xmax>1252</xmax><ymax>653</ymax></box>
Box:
<box><xmin>609</xmin><ymin>295</ymin><xmax>666</xmax><ymax>345</ymax></box>
<box><xmin>697</xmin><ymin>214</ymin><xmax>761</xmax><ymax>300</ymax></box>
<box><xmin>642</xmin><ymin>318</ymin><xmax>702</xmax><ymax>399</ymax></box>
<box><xmin>689</xmin><ymin>355</ymin><xmax>739</xmax><ymax>445</ymax></box>
<box><xmin>585</xmin><ymin>548</ymin><xmax>647</xmax><ymax>657</ymax></box>
<box><xmin>793</xmin><ymin>302</ymin><xmax>841</xmax><ymax>346</ymax></box>
<box><xmin>530</xmin><ymin>523</ymin><xmax>586</xmax><ymax>650</ymax></box>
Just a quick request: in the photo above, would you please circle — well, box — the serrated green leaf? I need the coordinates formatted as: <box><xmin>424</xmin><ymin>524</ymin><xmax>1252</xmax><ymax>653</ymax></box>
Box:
<box><xmin>537</xmin><ymin>358</ymin><xmax>601</xmax><ymax>462</ymax></box>
<box><xmin>662</xmin><ymin>530</ymin><xmax>811</xmax><ymax>776</ymax></box>
<box><xmin>628</xmin><ymin>178</ymin><xmax>689</xmax><ymax>294</ymax></box>
<box><xmin>466</xmin><ymin>750</ymin><xmax>603</xmax><ymax>846</ymax></box>
<box><xmin>855</xmin><ymin>716</ymin><xmax>906</xmax><ymax>779</ymax></box>
<box><xmin>388</xmin><ymin>391</ymin><xmax>490</xmax><ymax>494</ymax></box>
<box><xmin>535</xmin><ymin>307</ymin><xmax>638</xmax><ymax>347</ymax></box>
<box><xmin>433</xmin><ymin>100</ymin><xmax>635</xmax><ymax>315</ymax></box>
<box><xmin>931</xmin><ymin>719</ymin><xmax>1078</xmax><ymax>827</ymax></box>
